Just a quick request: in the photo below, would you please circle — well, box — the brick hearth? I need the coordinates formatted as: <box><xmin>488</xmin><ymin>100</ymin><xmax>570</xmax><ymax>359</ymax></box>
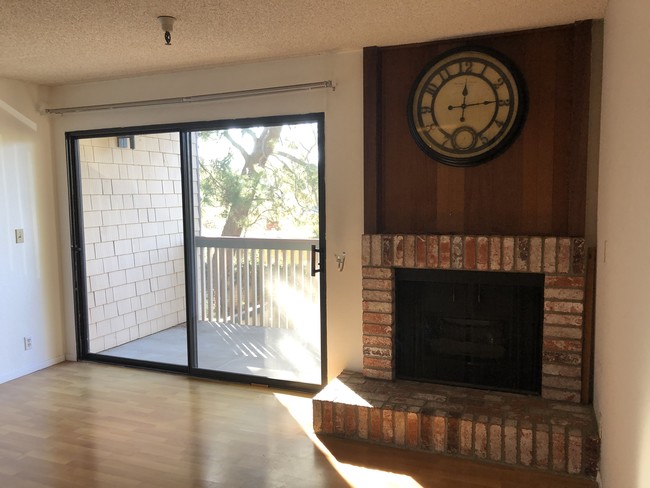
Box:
<box><xmin>313</xmin><ymin>371</ymin><xmax>600</xmax><ymax>479</ymax></box>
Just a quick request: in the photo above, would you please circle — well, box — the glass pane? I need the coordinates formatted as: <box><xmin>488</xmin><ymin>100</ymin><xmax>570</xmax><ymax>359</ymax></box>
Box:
<box><xmin>192</xmin><ymin>121</ymin><xmax>322</xmax><ymax>384</ymax></box>
<box><xmin>79</xmin><ymin>133</ymin><xmax>187</xmax><ymax>365</ymax></box>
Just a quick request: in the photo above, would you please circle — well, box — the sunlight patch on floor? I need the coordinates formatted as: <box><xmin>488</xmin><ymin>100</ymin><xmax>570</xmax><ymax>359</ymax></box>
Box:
<box><xmin>318</xmin><ymin>378</ymin><xmax>373</xmax><ymax>407</ymax></box>
<box><xmin>274</xmin><ymin>392</ymin><xmax>423</xmax><ymax>488</ymax></box>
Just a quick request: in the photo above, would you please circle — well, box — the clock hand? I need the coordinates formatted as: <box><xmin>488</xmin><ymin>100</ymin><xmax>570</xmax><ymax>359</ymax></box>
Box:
<box><xmin>465</xmin><ymin>100</ymin><xmax>496</xmax><ymax>108</ymax></box>
<box><xmin>459</xmin><ymin>79</ymin><xmax>469</xmax><ymax>122</ymax></box>
<box><xmin>446</xmin><ymin>79</ymin><xmax>472</xmax><ymax>121</ymax></box>
<box><xmin>448</xmin><ymin>100</ymin><xmax>496</xmax><ymax>110</ymax></box>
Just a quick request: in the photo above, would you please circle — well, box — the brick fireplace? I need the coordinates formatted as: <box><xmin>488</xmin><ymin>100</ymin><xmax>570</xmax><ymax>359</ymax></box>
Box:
<box><xmin>361</xmin><ymin>234</ymin><xmax>587</xmax><ymax>403</ymax></box>
<box><xmin>316</xmin><ymin>23</ymin><xmax>601</xmax><ymax>478</ymax></box>
<box><xmin>313</xmin><ymin>234</ymin><xmax>599</xmax><ymax>478</ymax></box>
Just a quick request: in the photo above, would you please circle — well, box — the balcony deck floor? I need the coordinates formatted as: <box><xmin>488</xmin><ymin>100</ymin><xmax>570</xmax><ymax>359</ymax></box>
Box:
<box><xmin>99</xmin><ymin>321</ymin><xmax>321</xmax><ymax>385</ymax></box>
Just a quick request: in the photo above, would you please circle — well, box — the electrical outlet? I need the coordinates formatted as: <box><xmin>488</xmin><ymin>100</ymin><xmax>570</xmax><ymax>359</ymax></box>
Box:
<box><xmin>15</xmin><ymin>229</ymin><xmax>24</xmax><ymax>244</ymax></box>
<box><xmin>24</xmin><ymin>337</ymin><xmax>32</xmax><ymax>350</ymax></box>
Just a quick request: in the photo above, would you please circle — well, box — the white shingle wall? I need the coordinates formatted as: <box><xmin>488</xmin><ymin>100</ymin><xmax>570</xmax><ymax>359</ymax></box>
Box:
<box><xmin>80</xmin><ymin>134</ymin><xmax>186</xmax><ymax>354</ymax></box>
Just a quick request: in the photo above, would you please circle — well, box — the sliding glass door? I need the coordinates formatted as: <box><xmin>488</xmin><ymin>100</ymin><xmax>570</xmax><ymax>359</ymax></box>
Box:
<box><xmin>69</xmin><ymin>114</ymin><xmax>325</xmax><ymax>388</ymax></box>
<box><xmin>191</xmin><ymin>118</ymin><xmax>323</xmax><ymax>384</ymax></box>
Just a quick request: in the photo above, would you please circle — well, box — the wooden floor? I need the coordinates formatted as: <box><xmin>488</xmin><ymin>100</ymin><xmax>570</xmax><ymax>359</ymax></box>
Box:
<box><xmin>0</xmin><ymin>362</ymin><xmax>597</xmax><ymax>488</ymax></box>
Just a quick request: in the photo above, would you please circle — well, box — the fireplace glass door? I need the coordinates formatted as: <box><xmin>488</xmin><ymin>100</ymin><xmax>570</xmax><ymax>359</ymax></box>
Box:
<box><xmin>395</xmin><ymin>269</ymin><xmax>543</xmax><ymax>395</ymax></box>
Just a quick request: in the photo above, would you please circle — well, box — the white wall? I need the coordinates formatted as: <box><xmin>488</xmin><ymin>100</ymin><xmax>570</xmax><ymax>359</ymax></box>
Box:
<box><xmin>50</xmin><ymin>52</ymin><xmax>365</xmax><ymax>379</ymax></box>
<box><xmin>595</xmin><ymin>0</ymin><xmax>650</xmax><ymax>486</ymax></box>
<box><xmin>0</xmin><ymin>78</ymin><xmax>66</xmax><ymax>383</ymax></box>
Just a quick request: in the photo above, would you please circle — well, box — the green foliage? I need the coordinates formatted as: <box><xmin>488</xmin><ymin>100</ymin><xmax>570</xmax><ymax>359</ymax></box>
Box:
<box><xmin>198</xmin><ymin>148</ymin><xmax>235</xmax><ymax>214</ymax></box>
<box><xmin>197</xmin><ymin>124</ymin><xmax>319</xmax><ymax>238</ymax></box>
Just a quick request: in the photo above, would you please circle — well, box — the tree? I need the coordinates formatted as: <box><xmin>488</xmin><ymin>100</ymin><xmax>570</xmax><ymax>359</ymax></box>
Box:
<box><xmin>198</xmin><ymin>124</ymin><xmax>319</xmax><ymax>238</ymax></box>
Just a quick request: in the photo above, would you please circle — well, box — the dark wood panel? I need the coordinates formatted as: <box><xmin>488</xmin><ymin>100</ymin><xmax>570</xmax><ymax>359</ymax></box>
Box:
<box><xmin>363</xmin><ymin>46</ymin><xmax>381</xmax><ymax>234</ymax></box>
<box><xmin>569</xmin><ymin>22</ymin><xmax>593</xmax><ymax>236</ymax></box>
<box><xmin>380</xmin><ymin>45</ymin><xmax>439</xmax><ymax>233</ymax></box>
<box><xmin>550</xmin><ymin>28</ymin><xmax>573</xmax><ymax>235</ymax></box>
<box><xmin>436</xmin><ymin>165</ymin><xmax>465</xmax><ymax>233</ymax></box>
<box><xmin>364</xmin><ymin>23</ymin><xmax>592</xmax><ymax>236</ymax></box>
<box><xmin>520</xmin><ymin>28</ymin><xmax>558</xmax><ymax>235</ymax></box>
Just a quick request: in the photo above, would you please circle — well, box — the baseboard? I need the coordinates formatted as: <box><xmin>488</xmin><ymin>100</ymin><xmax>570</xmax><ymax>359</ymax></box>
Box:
<box><xmin>65</xmin><ymin>353</ymin><xmax>77</xmax><ymax>361</ymax></box>
<box><xmin>0</xmin><ymin>355</ymin><xmax>66</xmax><ymax>384</ymax></box>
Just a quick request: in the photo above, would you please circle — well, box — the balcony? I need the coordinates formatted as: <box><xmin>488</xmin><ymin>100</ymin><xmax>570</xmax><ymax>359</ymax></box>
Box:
<box><xmin>99</xmin><ymin>236</ymin><xmax>322</xmax><ymax>385</ymax></box>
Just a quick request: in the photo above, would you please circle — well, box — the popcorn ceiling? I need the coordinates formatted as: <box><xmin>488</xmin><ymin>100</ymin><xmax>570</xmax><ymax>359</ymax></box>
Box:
<box><xmin>0</xmin><ymin>0</ymin><xmax>606</xmax><ymax>86</ymax></box>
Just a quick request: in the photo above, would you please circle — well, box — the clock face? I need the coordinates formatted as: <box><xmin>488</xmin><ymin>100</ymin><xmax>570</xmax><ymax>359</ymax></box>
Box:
<box><xmin>408</xmin><ymin>47</ymin><xmax>527</xmax><ymax>167</ymax></box>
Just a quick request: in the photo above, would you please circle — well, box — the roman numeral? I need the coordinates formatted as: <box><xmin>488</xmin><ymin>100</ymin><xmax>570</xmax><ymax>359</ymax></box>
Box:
<box><xmin>438</xmin><ymin>68</ymin><xmax>451</xmax><ymax>81</ymax></box>
<box><xmin>424</xmin><ymin>83</ymin><xmax>439</xmax><ymax>95</ymax></box>
<box><xmin>460</xmin><ymin>61</ymin><xmax>473</xmax><ymax>73</ymax></box>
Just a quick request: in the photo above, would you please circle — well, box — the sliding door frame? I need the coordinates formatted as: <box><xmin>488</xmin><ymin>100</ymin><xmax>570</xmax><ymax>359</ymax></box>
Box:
<box><xmin>67</xmin><ymin>123</ymin><xmax>192</xmax><ymax>374</ymax></box>
<box><xmin>66</xmin><ymin>113</ymin><xmax>327</xmax><ymax>391</ymax></box>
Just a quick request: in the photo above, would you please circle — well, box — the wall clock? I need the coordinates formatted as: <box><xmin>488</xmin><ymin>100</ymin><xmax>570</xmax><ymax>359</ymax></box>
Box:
<box><xmin>407</xmin><ymin>46</ymin><xmax>527</xmax><ymax>167</ymax></box>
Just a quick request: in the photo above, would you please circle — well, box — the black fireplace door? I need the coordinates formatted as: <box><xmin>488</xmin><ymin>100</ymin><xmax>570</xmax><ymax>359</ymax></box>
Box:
<box><xmin>395</xmin><ymin>269</ymin><xmax>543</xmax><ymax>395</ymax></box>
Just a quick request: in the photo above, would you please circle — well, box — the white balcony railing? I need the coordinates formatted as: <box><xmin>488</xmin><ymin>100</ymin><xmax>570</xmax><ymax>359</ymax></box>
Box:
<box><xmin>195</xmin><ymin>236</ymin><xmax>319</xmax><ymax>329</ymax></box>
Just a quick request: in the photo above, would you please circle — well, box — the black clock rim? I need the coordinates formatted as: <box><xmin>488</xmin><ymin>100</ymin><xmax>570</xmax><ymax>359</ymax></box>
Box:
<box><xmin>407</xmin><ymin>45</ymin><xmax>528</xmax><ymax>168</ymax></box>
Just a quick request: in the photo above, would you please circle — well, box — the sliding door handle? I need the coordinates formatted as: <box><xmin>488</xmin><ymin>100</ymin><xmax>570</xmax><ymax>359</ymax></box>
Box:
<box><xmin>311</xmin><ymin>244</ymin><xmax>321</xmax><ymax>277</ymax></box>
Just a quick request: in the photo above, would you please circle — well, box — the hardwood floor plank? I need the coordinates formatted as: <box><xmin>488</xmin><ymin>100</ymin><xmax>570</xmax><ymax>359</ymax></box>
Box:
<box><xmin>0</xmin><ymin>362</ymin><xmax>597</xmax><ymax>487</ymax></box>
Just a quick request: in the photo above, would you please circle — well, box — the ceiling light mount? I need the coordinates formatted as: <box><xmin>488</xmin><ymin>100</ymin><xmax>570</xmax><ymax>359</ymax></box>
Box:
<box><xmin>157</xmin><ymin>16</ymin><xmax>176</xmax><ymax>46</ymax></box>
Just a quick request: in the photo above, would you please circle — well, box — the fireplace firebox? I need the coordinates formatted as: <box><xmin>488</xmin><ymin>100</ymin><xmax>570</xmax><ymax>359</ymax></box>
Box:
<box><xmin>395</xmin><ymin>269</ymin><xmax>544</xmax><ymax>395</ymax></box>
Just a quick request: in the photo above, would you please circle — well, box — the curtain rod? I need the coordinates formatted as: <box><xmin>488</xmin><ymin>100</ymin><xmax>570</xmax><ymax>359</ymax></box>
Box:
<box><xmin>44</xmin><ymin>80</ymin><xmax>334</xmax><ymax>115</ymax></box>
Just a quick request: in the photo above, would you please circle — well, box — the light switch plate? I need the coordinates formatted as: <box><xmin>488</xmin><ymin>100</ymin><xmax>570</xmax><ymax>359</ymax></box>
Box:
<box><xmin>15</xmin><ymin>229</ymin><xmax>24</xmax><ymax>244</ymax></box>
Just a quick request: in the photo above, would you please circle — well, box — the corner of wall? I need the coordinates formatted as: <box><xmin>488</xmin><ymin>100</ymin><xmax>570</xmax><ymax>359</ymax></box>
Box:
<box><xmin>0</xmin><ymin>77</ymin><xmax>67</xmax><ymax>384</ymax></box>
